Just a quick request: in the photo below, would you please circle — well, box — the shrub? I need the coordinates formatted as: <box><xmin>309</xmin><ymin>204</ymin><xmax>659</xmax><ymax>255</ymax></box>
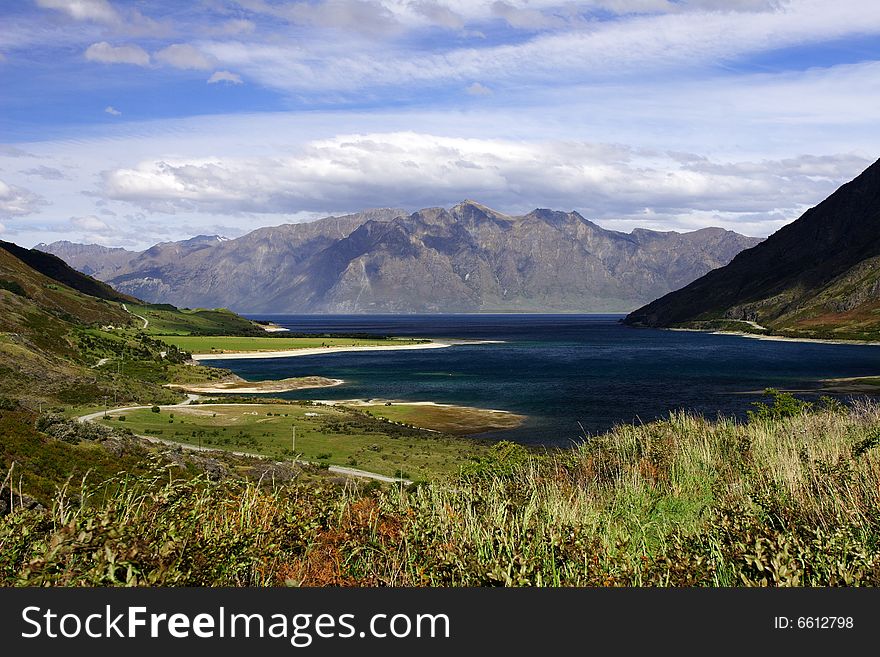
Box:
<box><xmin>0</xmin><ymin>279</ymin><xmax>28</xmax><ymax>297</ymax></box>
<box><xmin>747</xmin><ymin>388</ymin><xmax>812</xmax><ymax>422</ymax></box>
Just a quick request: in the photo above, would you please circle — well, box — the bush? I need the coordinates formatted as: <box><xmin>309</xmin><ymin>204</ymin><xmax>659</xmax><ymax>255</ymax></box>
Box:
<box><xmin>35</xmin><ymin>414</ymin><xmax>128</xmax><ymax>444</ymax></box>
<box><xmin>151</xmin><ymin>406</ymin><xmax>160</xmax><ymax>413</ymax></box>
<box><xmin>747</xmin><ymin>388</ymin><xmax>812</xmax><ymax>422</ymax></box>
<box><xmin>0</xmin><ymin>279</ymin><xmax>28</xmax><ymax>297</ymax></box>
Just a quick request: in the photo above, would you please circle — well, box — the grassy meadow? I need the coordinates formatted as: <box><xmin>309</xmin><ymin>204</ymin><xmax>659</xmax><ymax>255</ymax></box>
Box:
<box><xmin>4</xmin><ymin>395</ymin><xmax>880</xmax><ymax>586</ymax></box>
<box><xmin>98</xmin><ymin>403</ymin><xmax>493</xmax><ymax>479</ymax></box>
<box><xmin>157</xmin><ymin>334</ymin><xmax>427</xmax><ymax>354</ymax></box>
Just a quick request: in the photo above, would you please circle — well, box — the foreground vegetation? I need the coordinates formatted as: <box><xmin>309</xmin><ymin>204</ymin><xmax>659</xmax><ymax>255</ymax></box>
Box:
<box><xmin>3</xmin><ymin>393</ymin><xmax>880</xmax><ymax>586</ymax></box>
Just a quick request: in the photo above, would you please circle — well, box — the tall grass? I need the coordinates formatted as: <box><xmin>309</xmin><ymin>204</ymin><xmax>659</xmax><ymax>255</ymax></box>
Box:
<box><xmin>3</xmin><ymin>401</ymin><xmax>880</xmax><ymax>586</ymax></box>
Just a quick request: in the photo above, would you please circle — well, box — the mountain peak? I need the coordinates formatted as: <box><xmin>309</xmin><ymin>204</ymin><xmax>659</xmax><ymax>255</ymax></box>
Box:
<box><xmin>37</xmin><ymin>201</ymin><xmax>760</xmax><ymax>314</ymax></box>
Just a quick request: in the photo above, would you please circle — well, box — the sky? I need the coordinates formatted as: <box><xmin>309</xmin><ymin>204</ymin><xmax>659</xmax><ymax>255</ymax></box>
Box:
<box><xmin>1</xmin><ymin>0</ymin><xmax>879</xmax><ymax>249</ymax></box>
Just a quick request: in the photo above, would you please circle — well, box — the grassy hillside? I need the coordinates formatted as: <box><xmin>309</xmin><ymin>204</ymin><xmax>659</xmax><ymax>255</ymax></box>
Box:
<box><xmin>3</xmin><ymin>394</ymin><xmax>879</xmax><ymax>586</ymax></box>
<box><xmin>0</xmin><ymin>240</ymin><xmax>137</xmax><ymax>304</ymax></box>
<box><xmin>0</xmin><ymin>243</ymin><xmax>265</xmax><ymax>408</ymax></box>
<box><xmin>133</xmin><ymin>303</ymin><xmax>265</xmax><ymax>336</ymax></box>
<box><xmin>0</xmin><ymin>247</ymin><xmax>174</xmax><ymax>407</ymax></box>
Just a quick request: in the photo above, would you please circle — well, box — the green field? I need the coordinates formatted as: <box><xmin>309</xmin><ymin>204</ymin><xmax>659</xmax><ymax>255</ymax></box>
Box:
<box><xmin>99</xmin><ymin>403</ymin><xmax>490</xmax><ymax>479</ymax></box>
<box><xmin>158</xmin><ymin>335</ymin><xmax>426</xmax><ymax>354</ymax></box>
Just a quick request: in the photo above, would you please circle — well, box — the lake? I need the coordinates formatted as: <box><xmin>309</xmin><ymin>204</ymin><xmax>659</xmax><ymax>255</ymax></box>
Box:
<box><xmin>198</xmin><ymin>314</ymin><xmax>880</xmax><ymax>446</ymax></box>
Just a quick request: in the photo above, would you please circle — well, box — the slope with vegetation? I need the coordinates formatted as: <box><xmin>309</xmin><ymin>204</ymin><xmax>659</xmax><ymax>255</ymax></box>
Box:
<box><xmin>0</xmin><ymin>241</ymin><xmax>272</xmax><ymax>408</ymax></box>
<box><xmin>625</xmin><ymin>158</ymin><xmax>880</xmax><ymax>341</ymax></box>
<box><xmin>2</xmin><ymin>392</ymin><xmax>879</xmax><ymax>586</ymax></box>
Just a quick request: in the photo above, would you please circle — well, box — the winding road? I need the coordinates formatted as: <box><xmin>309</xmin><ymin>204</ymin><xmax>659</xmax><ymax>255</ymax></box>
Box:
<box><xmin>122</xmin><ymin>303</ymin><xmax>149</xmax><ymax>330</ymax></box>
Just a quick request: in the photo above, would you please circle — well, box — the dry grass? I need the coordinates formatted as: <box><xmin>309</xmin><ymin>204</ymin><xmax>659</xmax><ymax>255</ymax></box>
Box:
<box><xmin>3</xmin><ymin>400</ymin><xmax>880</xmax><ymax>586</ymax></box>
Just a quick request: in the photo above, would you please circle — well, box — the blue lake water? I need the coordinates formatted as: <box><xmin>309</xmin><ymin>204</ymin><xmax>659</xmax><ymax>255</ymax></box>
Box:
<box><xmin>199</xmin><ymin>314</ymin><xmax>880</xmax><ymax>446</ymax></box>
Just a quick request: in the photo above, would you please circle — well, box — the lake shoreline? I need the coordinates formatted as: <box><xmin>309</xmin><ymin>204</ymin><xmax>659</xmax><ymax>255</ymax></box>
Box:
<box><xmin>191</xmin><ymin>339</ymin><xmax>503</xmax><ymax>361</ymax></box>
<box><xmin>668</xmin><ymin>327</ymin><xmax>880</xmax><ymax>347</ymax></box>
<box><xmin>166</xmin><ymin>376</ymin><xmax>345</xmax><ymax>394</ymax></box>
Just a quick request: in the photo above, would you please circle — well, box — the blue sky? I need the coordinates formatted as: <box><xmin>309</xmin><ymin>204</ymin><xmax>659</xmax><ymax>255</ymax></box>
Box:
<box><xmin>1</xmin><ymin>0</ymin><xmax>879</xmax><ymax>248</ymax></box>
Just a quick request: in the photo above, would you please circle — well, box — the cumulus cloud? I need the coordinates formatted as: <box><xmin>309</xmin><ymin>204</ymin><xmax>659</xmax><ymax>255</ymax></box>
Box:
<box><xmin>207</xmin><ymin>70</ymin><xmax>243</xmax><ymax>84</ymax></box>
<box><xmin>0</xmin><ymin>179</ymin><xmax>48</xmax><ymax>217</ymax></box>
<box><xmin>207</xmin><ymin>19</ymin><xmax>257</xmax><ymax>36</ymax></box>
<box><xmin>70</xmin><ymin>215</ymin><xmax>110</xmax><ymax>232</ymax></box>
<box><xmin>100</xmin><ymin>132</ymin><xmax>871</xmax><ymax>234</ymax></box>
<box><xmin>85</xmin><ymin>41</ymin><xmax>150</xmax><ymax>66</ymax></box>
<box><xmin>154</xmin><ymin>44</ymin><xmax>214</xmax><ymax>70</ymax></box>
<box><xmin>104</xmin><ymin>105</ymin><xmax>122</xmax><ymax>116</ymax></box>
<box><xmin>20</xmin><ymin>165</ymin><xmax>67</xmax><ymax>180</ymax></box>
<box><xmin>36</xmin><ymin>0</ymin><xmax>119</xmax><ymax>24</ymax></box>
<box><xmin>465</xmin><ymin>82</ymin><xmax>492</xmax><ymax>96</ymax></box>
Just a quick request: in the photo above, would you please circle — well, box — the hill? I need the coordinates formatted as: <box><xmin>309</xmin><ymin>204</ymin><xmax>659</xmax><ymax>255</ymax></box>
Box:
<box><xmin>0</xmin><ymin>240</ymin><xmax>137</xmax><ymax>303</ymax></box>
<box><xmin>38</xmin><ymin>203</ymin><xmax>761</xmax><ymax>313</ymax></box>
<box><xmin>625</xmin><ymin>157</ymin><xmax>880</xmax><ymax>340</ymax></box>
<box><xmin>0</xmin><ymin>240</ymin><xmax>263</xmax><ymax>407</ymax></box>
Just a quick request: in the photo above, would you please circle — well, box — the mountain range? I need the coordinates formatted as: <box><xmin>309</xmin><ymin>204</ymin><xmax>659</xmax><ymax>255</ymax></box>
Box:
<box><xmin>625</xmin><ymin>157</ymin><xmax>880</xmax><ymax>340</ymax></box>
<box><xmin>38</xmin><ymin>201</ymin><xmax>760</xmax><ymax>314</ymax></box>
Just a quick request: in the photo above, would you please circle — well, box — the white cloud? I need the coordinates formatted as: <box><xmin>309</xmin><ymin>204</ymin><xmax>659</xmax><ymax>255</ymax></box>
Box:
<box><xmin>85</xmin><ymin>41</ymin><xmax>150</xmax><ymax>66</ymax></box>
<box><xmin>154</xmin><ymin>44</ymin><xmax>214</xmax><ymax>70</ymax></box>
<box><xmin>20</xmin><ymin>165</ymin><xmax>67</xmax><ymax>180</ymax></box>
<box><xmin>70</xmin><ymin>214</ymin><xmax>110</xmax><ymax>232</ymax></box>
<box><xmin>0</xmin><ymin>145</ymin><xmax>36</xmax><ymax>158</ymax></box>
<box><xmin>0</xmin><ymin>221</ymin><xmax>5</xmax><ymax>234</ymax></box>
<box><xmin>206</xmin><ymin>0</ymin><xmax>880</xmax><ymax>94</ymax></box>
<box><xmin>256</xmin><ymin>0</ymin><xmax>405</xmax><ymax>38</ymax></box>
<box><xmin>207</xmin><ymin>70</ymin><xmax>243</xmax><ymax>85</ymax></box>
<box><xmin>104</xmin><ymin>105</ymin><xmax>122</xmax><ymax>116</ymax></box>
<box><xmin>100</xmin><ymin>131</ymin><xmax>872</xmax><ymax>234</ymax></box>
<box><xmin>0</xmin><ymin>179</ymin><xmax>48</xmax><ymax>217</ymax></box>
<box><xmin>465</xmin><ymin>82</ymin><xmax>492</xmax><ymax>95</ymax></box>
<box><xmin>36</xmin><ymin>0</ymin><xmax>119</xmax><ymax>24</ymax></box>
<box><xmin>207</xmin><ymin>19</ymin><xmax>257</xmax><ymax>37</ymax></box>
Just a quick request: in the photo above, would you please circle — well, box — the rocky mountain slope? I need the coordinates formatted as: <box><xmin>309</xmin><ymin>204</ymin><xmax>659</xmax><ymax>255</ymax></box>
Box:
<box><xmin>625</xmin><ymin>158</ymin><xmax>880</xmax><ymax>340</ymax></box>
<box><xmin>39</xmin><ymin>202</ymin><xmax>761</xmax><ymax>313</ymax></box>
<box><xmin>32</xmin><ymin>240</ymin><xmax>137</xmax><ymax>280</ymax></box>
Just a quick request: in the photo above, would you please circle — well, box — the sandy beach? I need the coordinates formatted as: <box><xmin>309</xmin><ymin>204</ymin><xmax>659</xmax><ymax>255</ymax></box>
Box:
<box><xmin>166</xmin><ymin>376</ymin><xmax>344</xmax><ymax>394</ymax></box>
<box><xmin>191</xmin><ymin>339</ymin><xmax>502</xmax><ymax>361</ymax></box>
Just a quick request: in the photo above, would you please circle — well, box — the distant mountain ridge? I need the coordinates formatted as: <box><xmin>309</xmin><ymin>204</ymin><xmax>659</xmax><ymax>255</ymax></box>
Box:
<box><xmin>625</xmin><ymin>157</ymin><xmax>880</xmax><ymax>340</ymax></box>
<box><xmin>39</xmin><ymin>202</ymin><xmax>761</xmax><ymax>313</ymax></box>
